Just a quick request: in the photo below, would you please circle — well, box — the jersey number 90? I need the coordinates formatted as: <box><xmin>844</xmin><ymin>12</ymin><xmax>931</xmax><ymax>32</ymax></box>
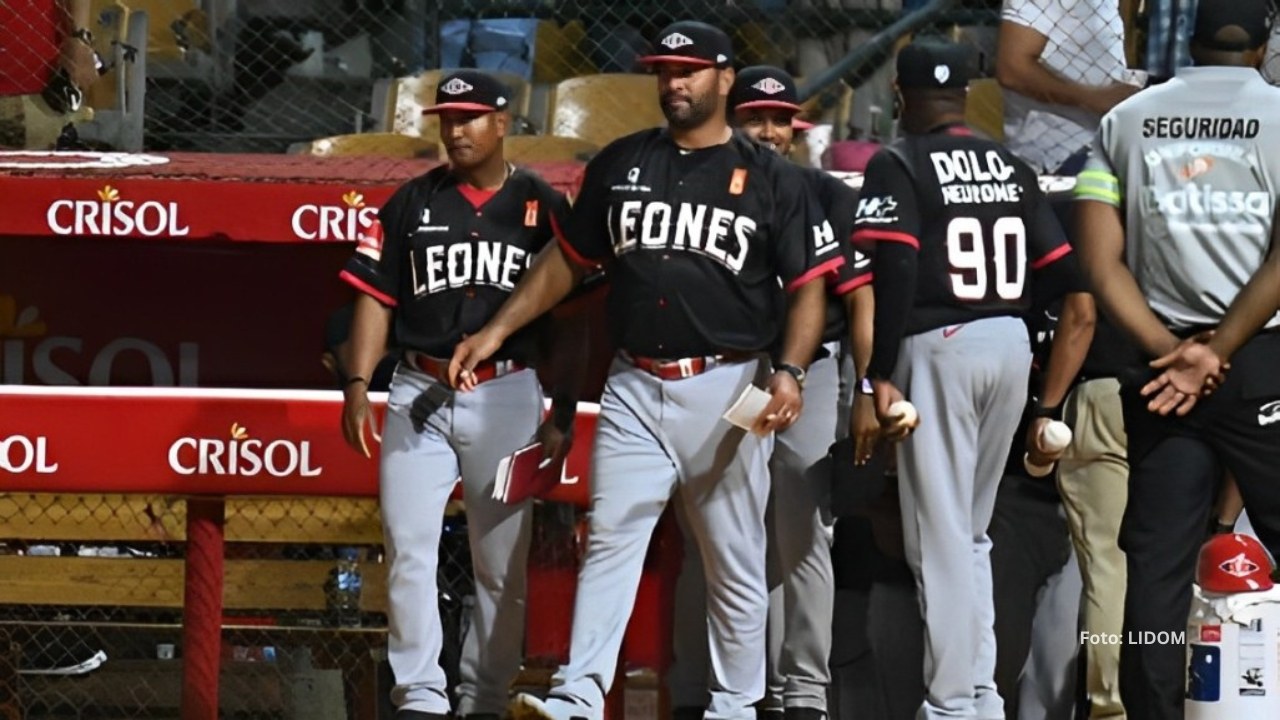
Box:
<box><xmin>946</xmin><ymin>216</ymin><xmax>1026</xmax><ymax>302</ymax></box>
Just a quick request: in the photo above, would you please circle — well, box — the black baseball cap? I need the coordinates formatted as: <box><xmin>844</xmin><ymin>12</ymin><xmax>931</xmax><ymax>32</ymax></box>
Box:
<box><xmin>731</xmin><ymin>66</ymin><xmax>802</xmax><ymax>113</ymax></box>
<box><xmin>896</xmin><ymin>39</ymin><xmax>975</xmax><ymax>90</ymax></box>
<box><xmin>1193</xmin><ymin>0</ymin><xmax>1273</xmax><ymax>51</ymax></box>
<box><xmin>422</xmin><ymin>69</ymin><xmax>512</xmax><ymax>115</ymax></box>
<box><xmin>730</xmin><ymin>66</ymin><xmax>815</xmax><ymax>129</ymax></box>
<box><xmin>638</xmin><ymin>21</ymin><xmax>733</xmax><ymax>69</ymax></box>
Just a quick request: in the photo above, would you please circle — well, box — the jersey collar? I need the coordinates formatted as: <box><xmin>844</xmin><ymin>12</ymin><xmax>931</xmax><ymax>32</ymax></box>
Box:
<box><xmin>929</xmin><ymin>121</ymin><xmax>973</xmax><ymax>137</ymax></box>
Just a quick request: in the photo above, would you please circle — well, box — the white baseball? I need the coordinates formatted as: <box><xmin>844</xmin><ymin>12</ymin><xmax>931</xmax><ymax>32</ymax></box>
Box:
<box><xmin>888</xmin><ymin>400</ymin><xmax>918</xmax><ymax>427</ymax></box>
<box><xmin>1040</xmin><ymin>420</ymin><xmax>1073</xmax><ymax>453</ymax></box>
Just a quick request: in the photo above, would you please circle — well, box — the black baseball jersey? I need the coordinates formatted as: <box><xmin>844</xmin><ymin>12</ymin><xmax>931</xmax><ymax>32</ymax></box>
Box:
<box><xmin>340</xmin><ymin>165</ymin><xmax>570</xmax><ymax>362</ymax></box>
<box><xmin>557</xmin><ymin>129</ymin><xmax>844</xmax><ymax>359</ymax></box>
<box><xmin>853</xmin><ymin>125</ymin><xmax>1071</xmax><ymax>335</ymax></box>
<box><xmin>805</xmin><ymin>167</ymin><xmax>872</xmax><ymax>343</ymax></box>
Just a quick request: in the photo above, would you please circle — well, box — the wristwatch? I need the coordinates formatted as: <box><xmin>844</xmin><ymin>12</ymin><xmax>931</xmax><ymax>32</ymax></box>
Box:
<box><xmin>774</xmin><ymin>362</ymin><xmax>806</xmax><ymax>389</ymax></box>
<box><xmin>71</xmin><ymin>27</ymin><xmax>94</xmax><ymax>46</ymax></box>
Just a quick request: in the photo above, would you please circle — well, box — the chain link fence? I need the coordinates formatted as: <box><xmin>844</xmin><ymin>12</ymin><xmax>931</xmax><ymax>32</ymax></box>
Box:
<box><xmin>7</xmin><ymin>1</ymin><xmax>1280</xmax><ymax>158</ymax></box>
<box><xmin>0</xmin><ymin>492</ymin><xmax>585</xmax><ymax>719</ymax></box>
<box><xmin>0</xmin><ymin>0</ymin><xmax>1009</xmax><ymax>155</ymax></box>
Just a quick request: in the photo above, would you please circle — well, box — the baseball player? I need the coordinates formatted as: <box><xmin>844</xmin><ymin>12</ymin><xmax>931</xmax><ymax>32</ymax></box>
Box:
<box><xmin>856</xmin><ymin>39</ymin><xmax>1081</xmax><ymax>720</ymax></box>
<box><xmin>1073</xmin><ymin>1</ymin><xmax>1280</xmax><ymax>716</ymax></box>
<box><xmin>338</xmin><ymin>69</ymin><xmax>584</xmax><ymax>720</ymax></box>
<box><xmin>668</xmin><ymin>64</ymin><xmax>873</xmax><ymax>720</ymax></box>
<box><xmin>449</xmin><ymin>21</ymin><xmax>842</xmax><ymax>720</ymax></box>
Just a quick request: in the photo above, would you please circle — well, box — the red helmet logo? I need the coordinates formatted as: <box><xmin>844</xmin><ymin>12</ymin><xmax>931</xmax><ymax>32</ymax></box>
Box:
<box><xmin>1220</xmin><ymin>552</ymin><xmax>1261</xmax><ymax>579</ymax></box>
<box><xmin>1198</xmin><ymin>534</ymin><xmax>1275</xmax><ymax>594</ymax></box>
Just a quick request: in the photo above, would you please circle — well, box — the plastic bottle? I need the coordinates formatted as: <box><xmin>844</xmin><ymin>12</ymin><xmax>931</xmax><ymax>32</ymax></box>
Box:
<box><xmin>325</xmin><ymin>547</ymin><xmax>362</xmax><ymax>627</ymax></box>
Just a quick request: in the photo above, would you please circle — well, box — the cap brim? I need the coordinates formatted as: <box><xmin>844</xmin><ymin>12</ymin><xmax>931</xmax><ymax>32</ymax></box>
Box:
<box><xmin>734</xmin><ymin>99</ymin><xmax>805</xmax><ymax>113</ymax></box>
<box><xmin>422</xmin><ymin>102</ymin><xmax>500</xmax><ymax>115</ymax></box>
<box><xmin>638</xmin><ymin>54</ymin><xmax>716</xmax><ymax>67</ymax></box>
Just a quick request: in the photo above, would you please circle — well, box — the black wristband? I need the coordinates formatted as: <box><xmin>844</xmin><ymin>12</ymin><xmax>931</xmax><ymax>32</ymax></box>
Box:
<box><xmin>344</xmin><ymin>376</ymin><xmax>368</xmax><ymax>388</ymax></box>
<box><xmin>1031</xmin><ymin>402</ymin><xmax>1061</xmax><ymax>420</ymax></box>
<box><xmin>71</xmin><ymin>28</ymin><xmax>94</xmax><ymax>46</ymax></box>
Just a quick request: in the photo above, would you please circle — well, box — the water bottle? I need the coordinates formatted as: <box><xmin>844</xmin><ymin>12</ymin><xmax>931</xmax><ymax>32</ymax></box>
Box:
<box><xmin>325</xmin><ymin>547</ymin><xmax>363</xmax><ymax>627</ymax></box>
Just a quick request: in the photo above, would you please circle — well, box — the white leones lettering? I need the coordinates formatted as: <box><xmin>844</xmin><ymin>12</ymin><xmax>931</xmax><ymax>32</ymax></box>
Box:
<box><xmin>410</xmin><ymin>242</ymin><xmax>532</xmax><ymax>296</ymax></box>
<box><xmin>929</xmin><ymin>149</ymin><xmax>1023</xmax><ymax>206</ymax></box>
<box><xmin>610</xmin><ymin>200</ymin><xmax>754</xmax><ymax>274</ymax></box>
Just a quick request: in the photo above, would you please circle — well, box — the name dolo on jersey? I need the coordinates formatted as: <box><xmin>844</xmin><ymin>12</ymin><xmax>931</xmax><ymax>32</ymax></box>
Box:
<box><xmin>410</xmin><ymin>241</ymin><xmax>532</xmax><ymax>296</ymax></box>
<box><xmin>609</xmin><ymin>200</ymin><xmax>753</xmax><ymax>274</ymax></box>
<box><xmin>929</xmin><ymin>150</ymin><xmax>1016</xmax><ymax>185</ymax></box>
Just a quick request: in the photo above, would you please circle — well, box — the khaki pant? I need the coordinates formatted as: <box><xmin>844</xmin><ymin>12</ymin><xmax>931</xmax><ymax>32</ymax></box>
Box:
<box><xmin>1057</xmin><ymin>378</ymin><xmax>1128</xmax><ymax>719</ymax></box>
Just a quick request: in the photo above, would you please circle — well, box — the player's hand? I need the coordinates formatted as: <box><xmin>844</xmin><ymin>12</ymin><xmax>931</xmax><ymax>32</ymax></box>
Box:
<box><xmin>852</xmin><ymin>392</ymin><xmax>881</xmax><ymax>465</ymax></box>
<box><xmin>1084</xmin><ymin>82</ymin><xmax>1140</xmax><ymax>116</ymax></box>
<box><xmin>449</xmin><ymin>328</ymin><xmax>503</xmax><ymax>391</ymax></box>
<box><xmin>536</xmin><ymin>418</ymin><xmax>573</xmax><ymax>467</ymax></box>
<box><xmin>753</xmin><ymin>371</ymin><xmax>803</xmax><ymax>435</ymax></box>
<box><xmin>1142</xmin><ymin>334</ymin><xmax>1229</xmax><ymax>417</ymax></box>
<box><xmin>341</xmin><ymin>383</ymin><xmax>381</xmax><ymax>458</ymax></box>
<box><xmin>872</xmin><ymin>380</ymin><xmax>917</xmax><ymax>442</ymax></box>
<box><xmin>59</xmin><ymin>35</ymin><xmax>99</xmax><ymax>95</ymax></box>
<box><xmin>1024</xmin><ymin>416</ymin><xmax>1064</xmax><ymax>469</ymax></box>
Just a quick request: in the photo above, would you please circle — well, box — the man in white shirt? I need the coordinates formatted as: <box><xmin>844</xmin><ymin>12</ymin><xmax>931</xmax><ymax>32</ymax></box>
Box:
<box><xmin>996</xmin><ymin>0</ymin><xmax>1138</xmax><ymax>174</ymax></box>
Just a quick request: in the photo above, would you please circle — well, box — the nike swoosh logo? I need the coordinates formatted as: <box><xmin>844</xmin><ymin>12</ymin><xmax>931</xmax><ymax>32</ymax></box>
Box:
<box><xmin>943</xmin><ymin>324</ymin><xmax>965</xmax><ymax>338</ymax></box>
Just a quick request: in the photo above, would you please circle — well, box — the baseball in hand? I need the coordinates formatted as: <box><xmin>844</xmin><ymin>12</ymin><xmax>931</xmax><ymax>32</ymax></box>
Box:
<box><xmin>1040</xmin><ymin>420</ymin><xmax>1073</xmax><ymax>454</ymax></box>
<box><xmin>1023</xmin><ymin>454</ymin><xmax>1054</xmax><ymax>477</ymax></box>
<box><xmin>887</xmin><ymin>400</ymin><xmax>918</xmax><ymax>427</ymax></box>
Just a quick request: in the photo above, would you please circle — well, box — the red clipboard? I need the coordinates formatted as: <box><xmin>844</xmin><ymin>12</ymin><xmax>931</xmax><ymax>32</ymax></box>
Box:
<box><xmin>492</xmin><ymin>442</ymin><xmax>568</xmax><ymax>505</ymax></box>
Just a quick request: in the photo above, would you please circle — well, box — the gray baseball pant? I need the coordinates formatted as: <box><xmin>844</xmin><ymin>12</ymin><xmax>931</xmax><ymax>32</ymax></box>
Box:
<box><xmin>894</xmin><ymin>317</ymin><xmax>1031</xmax><ymax>720</ymax></box>
<box><xmin>669</xmin><ymin>348</ymin><xmax>840</xmax><ymax>713</ymax></box>
<box><xmin>380</xmin><ymin>364</ymin><xmax>540</xmax><ymax>715</ymax></box>
<box><xmin>545</xmin><ymin>356</ymin><xmax>773</xmax><ymax>720</ymax></box>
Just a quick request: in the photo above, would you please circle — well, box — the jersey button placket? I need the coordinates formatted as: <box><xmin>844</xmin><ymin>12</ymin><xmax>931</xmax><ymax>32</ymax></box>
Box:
<box><xmin>466</xmin><ymin>225</ymin><xmax>480</xmax><ymax>298</ymax></box>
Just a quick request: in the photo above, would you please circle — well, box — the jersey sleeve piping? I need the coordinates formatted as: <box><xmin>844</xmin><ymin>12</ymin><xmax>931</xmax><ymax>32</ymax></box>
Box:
<box><xmin>834</xmin><ymin>273</ymin><xmax>873</xmax><ymax>296</ymax></box>
<box><xmin>339</xmin><ymin>269</ymin><xmax>398</xmax><ymax>307</ymax></box>
<box><xmin>1031</xmin><ymin>243</ymin><xmax>1073</xmax><ymax>270</ymax></box>
<box><xmin>786</xmin><ymin>257</ymin><xmax>845</xmax><ymax>293</ymax></box>
<box><xmin>852</xmin><ymin>228</ymin><xmax>920</xmax><ymax>250</ymax></box>
<box><xmin>551</xmin><ymin>213</ymin><xmax>600</xmax><ymax>269</ymax></box>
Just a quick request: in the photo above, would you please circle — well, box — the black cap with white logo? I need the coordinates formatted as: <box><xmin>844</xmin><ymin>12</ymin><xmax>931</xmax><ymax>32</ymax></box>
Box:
<box><xmin>729</xmin><ymin>65</ymin><xmax>814</xmax><ymax>130</ymax></box>
<box><xmin>638</xmin><ymin>20</ymin><xmax>733</xmax><ymax>69</ymax></box>
<box><xmin>422</xmin><ymin>69</ymin><xmax>513</xmax><ymax>115</ymax></box>
<box><xmin>731</xmin><ymin>66</ymin><xmax>803</xmax><ymax>113</ymax></box>
<box><xmin>895</xmin><ymin>39</ymin><xmax>975</xmax><ymax>90</ymax></box>
<box><xmin>1194</xmin><ymin>0</ymin><xmax>1273</xmax><ymax>51</ymax></box>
